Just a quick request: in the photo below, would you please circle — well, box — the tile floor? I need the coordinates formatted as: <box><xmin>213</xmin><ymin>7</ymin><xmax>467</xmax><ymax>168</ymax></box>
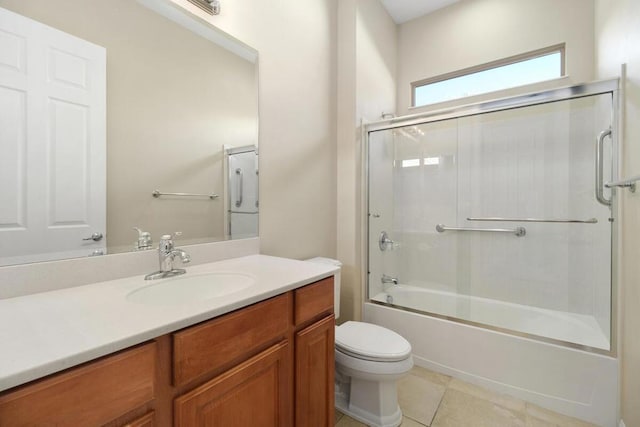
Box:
<box><xmin>334</xmin><ymin>366</ymin><xmax>600</xmax><ymax>427</ymax></box>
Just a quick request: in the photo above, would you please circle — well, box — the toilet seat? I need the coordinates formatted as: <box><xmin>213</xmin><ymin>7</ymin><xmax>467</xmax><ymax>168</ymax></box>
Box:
<box><xmin>336</xmin><ymin>321</ymin><xmax>412</xmax><ymax>362</ymax></box>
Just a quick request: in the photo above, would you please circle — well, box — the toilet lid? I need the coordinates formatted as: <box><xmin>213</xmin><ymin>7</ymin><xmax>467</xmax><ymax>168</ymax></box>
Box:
<box><xmin>335</xmin><ymin>321</ymin><xmax>412</xmax><ymax>362</ymax></box>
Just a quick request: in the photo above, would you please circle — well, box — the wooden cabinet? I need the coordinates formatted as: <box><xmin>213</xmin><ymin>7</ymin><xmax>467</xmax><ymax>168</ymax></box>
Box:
<box><xmin>0</xmin><ymin>343</ymin><xmax>156</xmax><ymax>427</ymax></box>
<box><xmin>294</xmin><ymin>277</ymin><xmax>334</xmax><ymax>325</ymax></box>
<box><xmin>295</xmin><ymin>315</ymin><xmax>335</xmax><ymax>427</ymax></box>
<box><xmin>172</xmin><ymin>294</ymin><xmax>290</xmax><ymax>387</ymax></box>
<box><xmin>172</xmin><ymin>277</ymin><xmax>334</xmax><ymax>427</ymax></box>
<box><xmin>0</xmin><ymin>276</ymin><xmax>335</xmax><ymax>427</ymax></box>
<box><xmin>293</xmin><ymin>277</ymin><xmax>335</xmax><ymax>427</ymax></box>
<box><xmin>174</xmin><ymin>341</ymin><xmax>292</xmax><ymax>427</ymax></box>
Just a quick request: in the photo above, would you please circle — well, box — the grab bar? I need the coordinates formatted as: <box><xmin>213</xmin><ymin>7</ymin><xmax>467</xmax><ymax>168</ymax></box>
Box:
<box><xmin>606</xmin><ymin>175</ymin><xmax>640</xmax><ymax>193</ymax></box>
<box><xmin>235</xmin><ymin>168</ymin><xmax>243</xmax><ymax>207</ymax></box>
<box><xmin>152</xmin><ymin>190</ymin><xmax>218</xmax><ymax>199</ymax></box>
<box><xmin>595</xmin><ymin>128</ymin><xmax>612</xmax><ymax>206</ymax></box>
<box><xmin>467</xmin><ymin>217</ymin><xmax>598</xmax><ymax>224</ymax></box>
<box><xmin>436</xmin><ymin>224</ymin><xmax>526</xmax><ymax>237</ymax></box>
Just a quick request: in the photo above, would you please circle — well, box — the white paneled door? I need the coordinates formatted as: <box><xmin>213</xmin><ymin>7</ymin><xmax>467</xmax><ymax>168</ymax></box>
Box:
<box><xmin>0</xmin><ymin>7</ymin><xmax>106</xmax><ymax>266</ymax></box>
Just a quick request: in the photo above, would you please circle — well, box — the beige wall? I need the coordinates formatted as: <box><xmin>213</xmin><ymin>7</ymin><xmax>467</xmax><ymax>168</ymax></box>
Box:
<box><xmin>396</xmin><ymin>0</ymin><xmax>595</xmax><ymax>115</ymax></box>
<box><xmin>172</xmin><ymin>0</ymin><xmax>338</xmax><ymax>261</ymax></box>
<box><xmin>0</xmin><ymin>0</ymin><xmax>258</xmax><ymax>252</ymax></box>
<box><xmin>336</xmin><ymin>0</ymin><xmax>397</xmax><ymax>322</ymax></box>
<box><xmin>595</xmin><ymin>0</ymin><xmax>640</xmax><ymax>425</ymax></box>
<box><xmin>336</xmin><ymin>0</ymin><xmax>358</xmax><ymax>322</ymax></box>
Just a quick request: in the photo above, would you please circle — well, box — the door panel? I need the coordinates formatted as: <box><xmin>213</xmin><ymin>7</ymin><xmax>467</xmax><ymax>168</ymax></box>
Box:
<box><xmin>295</xmin><ymin>315</ymin><xmax>335</xmax><ymax>427</ymax></box>
<box><xmin>0</xmin><ymin>7</ymin><xmax>106</xmax><ymax>265</ymax></box>
<box><xmin>0</xmin><ymin>85</ymin><xmax>26</xmax><ymax>229</ymax></box>
<box><xmin>174</xmin><ymin>341</ymin><xmax>292</xmax><ymax>427</ymax></box>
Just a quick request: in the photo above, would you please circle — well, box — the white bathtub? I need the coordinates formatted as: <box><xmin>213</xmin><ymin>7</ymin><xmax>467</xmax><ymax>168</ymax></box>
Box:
<box><xmin>372</xmin><ymin>285</ymin><xmax>610</xmax><ymax>350</ymax></box>
<box><xmin>365</xmin><ymin>285</ymin><xmax>618</xmax><ymax>427</ymax></box>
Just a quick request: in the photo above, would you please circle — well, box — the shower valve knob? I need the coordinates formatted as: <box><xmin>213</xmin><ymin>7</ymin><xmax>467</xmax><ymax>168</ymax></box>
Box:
<box><xmin>379</xmin><ymin>231</ymin><xmax>396</xmax><ymax>251</ymax></box>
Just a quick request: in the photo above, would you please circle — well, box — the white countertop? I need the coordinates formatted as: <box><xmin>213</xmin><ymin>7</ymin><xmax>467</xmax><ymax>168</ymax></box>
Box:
<box><xmin>0</xmin><ymin>254</ymin><xmax>338</xmax><ymax>392</ymax></box>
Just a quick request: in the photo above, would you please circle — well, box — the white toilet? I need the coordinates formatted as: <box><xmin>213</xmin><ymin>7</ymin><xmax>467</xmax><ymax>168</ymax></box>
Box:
<box><xmin>306</xmin><ymin>258</ymin><xmax>413</xmax><ymax>427</ymax></box>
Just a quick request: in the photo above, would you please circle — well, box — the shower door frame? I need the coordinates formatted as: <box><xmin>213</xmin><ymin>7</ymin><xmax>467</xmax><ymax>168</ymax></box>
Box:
<box><xmin>363</xmin><ymin>79</ymin><xmax>620</xmax><ymax>356</ymax></box>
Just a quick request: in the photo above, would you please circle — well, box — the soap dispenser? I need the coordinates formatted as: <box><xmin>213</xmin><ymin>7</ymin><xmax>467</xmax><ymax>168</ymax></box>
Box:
<box><xmin>133</xmin><ymin>227</ymin><xmax>153</xmax><ymax>250</ymax></box>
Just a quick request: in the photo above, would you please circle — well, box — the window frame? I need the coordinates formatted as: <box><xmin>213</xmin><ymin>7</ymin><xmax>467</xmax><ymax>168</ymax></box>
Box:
<box><xmin>411</xmin><ymin>44</ymin><xmax>566</xmax><ymax>108</ymax></box>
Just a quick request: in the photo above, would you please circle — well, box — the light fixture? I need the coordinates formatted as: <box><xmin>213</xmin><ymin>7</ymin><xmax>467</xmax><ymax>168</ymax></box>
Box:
<box><xmin>207</xmin><ymin>0</ymin><xmax>221</xmax><ymax>15</ymax></box>
<box><xmin>187</xmin><ymin>0</ymin><xmax>220</xmax><ymax>15</ymax></box>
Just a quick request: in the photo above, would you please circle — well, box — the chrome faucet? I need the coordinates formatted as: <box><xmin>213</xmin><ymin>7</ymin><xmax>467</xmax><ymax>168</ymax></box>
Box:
<box><xmin>133</xmin><ymin>227</ymin><xmax>153</xmax><ymax>251</ymax></box>
<box><xmin>145</xmin><ymin>234</ymin><xmax>191</xmax><ymax>280</ymax></box>
<box><xmin>381</xmin><ymin>274</ymin><xmax>398</xmax><ymax>286</ymax></box>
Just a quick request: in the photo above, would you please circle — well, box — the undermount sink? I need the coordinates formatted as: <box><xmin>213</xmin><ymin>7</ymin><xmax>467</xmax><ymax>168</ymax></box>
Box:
<box><xmin>126</xmin><ymin>272</ymin><xmax>256</xmax><ymax>306</ymax></box>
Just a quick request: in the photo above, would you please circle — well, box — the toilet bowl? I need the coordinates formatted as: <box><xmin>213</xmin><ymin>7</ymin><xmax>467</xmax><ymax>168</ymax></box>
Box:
<box><xmin>305</xmin><ymin>258</ymin><xmax>413</xmax><ymax>427</ymax></box>
<box><xmin>335</xmin><ymin>321</ymin><xmax>413</xmax><ymax>427</ymax></box>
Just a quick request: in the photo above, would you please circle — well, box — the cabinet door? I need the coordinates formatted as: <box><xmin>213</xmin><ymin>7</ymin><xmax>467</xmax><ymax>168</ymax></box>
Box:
<box><xmin>0</xmin><ymin>343</ymin><xmax>155</xmax><ymax>427</ymax></box>
<box><xmin>174</xmin><ymin>341</ymin><xmax>292</xmax><ymax>427</ymax></box>
<box><xmin>295</xmin><ymin>315</ymin><xmax>335</xmax><ymax>427</ymax></box>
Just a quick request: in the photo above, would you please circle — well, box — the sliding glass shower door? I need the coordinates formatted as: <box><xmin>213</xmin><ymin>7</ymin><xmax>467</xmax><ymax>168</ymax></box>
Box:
<box><xmin>368</xmin><ymin>90</ymin><xmax>615</xmax><ymax>351</ymax></box>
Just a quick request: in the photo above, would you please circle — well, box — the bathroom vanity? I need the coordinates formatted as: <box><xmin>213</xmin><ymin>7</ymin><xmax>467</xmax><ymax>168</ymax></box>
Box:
<box><xmin>0</xmin><ymin>255</ymin><xmax>337</xmax><ymax>426</ymax></box>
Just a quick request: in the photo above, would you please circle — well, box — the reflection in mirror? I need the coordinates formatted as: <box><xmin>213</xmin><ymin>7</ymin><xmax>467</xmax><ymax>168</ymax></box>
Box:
<box><xmin>0</xmin><ymin>0</ymin><xmax>258</xmax><ymax>266</ymax></box>
<box><xmin>225</xmin><ymin>145</ymin><xmax>259</xmax><ymax>240</ymax></box>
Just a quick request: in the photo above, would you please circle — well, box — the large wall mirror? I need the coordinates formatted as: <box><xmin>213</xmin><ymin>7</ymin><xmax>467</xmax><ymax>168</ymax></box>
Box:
<box><xmin>0</xmin><ymin>0</ymin><xmax>259</xmax><ymax>266</ymax></box>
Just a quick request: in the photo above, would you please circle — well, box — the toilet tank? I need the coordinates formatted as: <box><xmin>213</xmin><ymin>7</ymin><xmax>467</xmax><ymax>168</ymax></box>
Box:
<box><xmin>305</xmin><ymin>257</ymin><xmax>341</xmax><ymax>319</ymax></box>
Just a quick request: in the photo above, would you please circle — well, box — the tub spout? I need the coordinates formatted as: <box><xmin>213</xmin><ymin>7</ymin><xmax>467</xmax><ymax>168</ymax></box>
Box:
<box><xmin>381</xmin><ymin>274</ymin><xmax>398</xmax><ymax>285</ymax></box>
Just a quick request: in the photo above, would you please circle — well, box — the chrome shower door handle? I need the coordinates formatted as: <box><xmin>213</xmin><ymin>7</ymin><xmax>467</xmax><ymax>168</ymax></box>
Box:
<box><xmin>595</xmin><ymin>128</ymin><xmax>612</xmax><ymax>206</ymax></box>
<box><xmin>235</xmin><ymin>168</ymin><xmax>243</xmax><ymax>207</ymax></box>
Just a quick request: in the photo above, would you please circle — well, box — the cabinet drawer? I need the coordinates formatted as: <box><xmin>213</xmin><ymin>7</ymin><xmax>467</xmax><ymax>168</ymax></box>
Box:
<box><xmin>173</xmin><ymin>293</ymin><xmax>290</xmax><ymax>386</ymax></box>
<box><xmin>174</xmin><ymin>341</ymin><xmax>292</xmax><ymax>427</ymax></box>
<box><xmin>0</xmin><ymin>343</ymin><xmax>156</xmax><ymax>427</ymax></box>
<box><xmin>294</xmin><ymin>277</ymin><xmax>334</xmax><ymax>325</ymax></box>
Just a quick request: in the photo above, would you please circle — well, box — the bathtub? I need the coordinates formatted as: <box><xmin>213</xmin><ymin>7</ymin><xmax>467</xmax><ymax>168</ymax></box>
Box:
<box><xmin>365</xmin><ymin>285</ymin><xmax>618</xmax><ymax>427</ymax></box>
<box><xmin>372</xmin><ymin>285</ymin><xmax>609</xmax><ymax>350</ymax></box>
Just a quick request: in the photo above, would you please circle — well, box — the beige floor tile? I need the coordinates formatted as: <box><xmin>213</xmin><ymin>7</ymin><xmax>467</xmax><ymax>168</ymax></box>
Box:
<box><xmin>398</xmin><ymin>372</ymin><xmax>447</xmax><ymax>425</ymax></box>
<box><xmin>526</xmin><ymin>415</ymin><xmax>560</xmax><ymax>427</ymax></box>
<box><xmin>447</xmin><ymin>378</ymin><xmax>526</xmax><ymax>412</ymax></box>
<box><xmin>335</xmin><ymin>410</ymin><xmax>344</xmax><ymax>425</ymax></box>
<box><xmin>431</xmin><ymin>388</ymin><xmax>526</xmax><ymax>427</ymax></box>
<box><xmin>401</xmin><ymin>416</ymin><xmax>427</xmax><ymax>426</ymax></box>
<box><xmin>335</xmin><ymin>414</ymin><xmax>368</xmax><ymax>427</ymax></box>
<box><xmin>525</xmin><ymin>404</ymin><xmax>600</xmax><ymax>427</ymax></box>
<box><xmin>409</xmin><ymin>366</ymin><xmax>452</xmax><ymax>387</ymax></box>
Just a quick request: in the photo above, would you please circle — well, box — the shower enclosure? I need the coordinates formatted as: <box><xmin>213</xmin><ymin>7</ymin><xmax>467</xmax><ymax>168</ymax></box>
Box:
<box><xmin>363</xmin><ymin>81</ymin><xmax>619</xmax><ymax>425</ymax></box>
<box><xmin>366</xmin><ymin>80</ymin><xmax>618</xmax><ymax>352</ymax></box>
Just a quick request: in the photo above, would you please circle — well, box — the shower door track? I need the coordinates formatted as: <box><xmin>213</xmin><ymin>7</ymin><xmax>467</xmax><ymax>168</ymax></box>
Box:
<box><xmin>365</xmin><ymin>79</ymin><xmax>618</xmax><ymax>132</ymax></box>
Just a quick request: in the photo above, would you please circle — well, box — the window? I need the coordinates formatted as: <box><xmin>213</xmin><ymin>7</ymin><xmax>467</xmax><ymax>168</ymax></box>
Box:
<box><xmin>412</xmin><ymin>45</ymin><xmax>565</xmax><ymax>107</ymax></box>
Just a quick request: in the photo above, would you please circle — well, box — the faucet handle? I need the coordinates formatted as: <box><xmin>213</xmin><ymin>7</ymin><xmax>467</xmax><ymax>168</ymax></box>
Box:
<box><xmin>179</xmin><ymin>252</ymin><xmax>192</xmax><ymax>264</ymax></box>
<box><xmin>133</xmin><ymin>227</ymin><xmax>152</xmax><ymax>250</ymax></box>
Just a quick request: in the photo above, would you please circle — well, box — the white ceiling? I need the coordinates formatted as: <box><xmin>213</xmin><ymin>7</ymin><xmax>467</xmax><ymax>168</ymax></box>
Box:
<box><xmin>380</xmin><ymin>0</ymin><xmax>460</xmax><ymax>24</ymax></box>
